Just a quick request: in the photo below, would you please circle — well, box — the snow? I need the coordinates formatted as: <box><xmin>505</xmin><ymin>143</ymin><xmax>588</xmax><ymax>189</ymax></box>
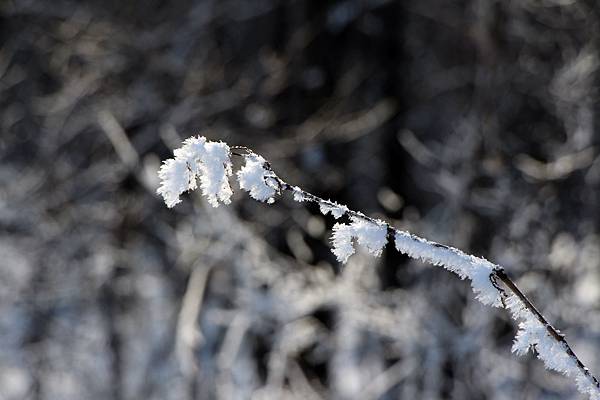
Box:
<box><xmin>331</xmin><ymin>217</ymin><xmax>388</xmax><ymax>263</ymax></box>
<box><xmin>157</xmin><ymin>136</ymin><xmax>233</xmax><ymax>208</ymax></box>
<box><xmin>237</xmin><ymin>154</ymin><xmax>277</xmax><ymax>203</ymax></box>
<box><xmin>393</xmin><ymin>230</ymin><xmax>501</xmax><ymax>307</ymax></box>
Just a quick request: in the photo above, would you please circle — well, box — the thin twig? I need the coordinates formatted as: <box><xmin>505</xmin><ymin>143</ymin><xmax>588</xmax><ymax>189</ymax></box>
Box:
<box><xmin>494</xmin><ymin>269</ymin><xmax>599</xmax><ymax>386</ymax></box>
<box><xmin>230</xmin><ymin>149</ymin><xmax>600</xmax><ymax>392</ymax></box>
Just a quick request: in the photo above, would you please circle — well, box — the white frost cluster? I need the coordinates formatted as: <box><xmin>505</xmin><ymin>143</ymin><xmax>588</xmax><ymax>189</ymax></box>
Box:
<box><xmin>237</xmin><ymin>154</ymin><xmax>277</xmax><ymax>203</ymax></box>
<box><xmin>506</xmin><ymin>296</ymin><xmax>600</xmax><ymax>400</ymax></box>
<box><xmin>331</xmin><ymin>217</ymin><xmax>388</xmax><ymax>263</ymax></box>
<box><xmin>157</xmin><ymin>136</ymin><xmax>233</xmax><ymax>208</ymax></box>
<box><xmin>319</xmin><ymin>201</ymin><xmax>349</xmax><ymax>219</ymax></box>
<box><xmin>393</xmin><ymin>231</ymin><xmax>501</xmax><ymax>307</ymax></box>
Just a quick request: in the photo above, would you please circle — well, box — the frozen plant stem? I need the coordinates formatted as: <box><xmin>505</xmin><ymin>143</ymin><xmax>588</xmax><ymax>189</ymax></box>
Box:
<box><xmin>158</xmin><ymin>136</ymin><xmax>600</xmax><ymax>399</ymax></box>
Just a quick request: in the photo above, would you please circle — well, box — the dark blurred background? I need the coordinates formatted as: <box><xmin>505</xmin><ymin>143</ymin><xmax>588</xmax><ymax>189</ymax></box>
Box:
<box><xmin>2</xmin><ymin>0</ymin><xmax>600</xmax><ymax>399</ymax></box>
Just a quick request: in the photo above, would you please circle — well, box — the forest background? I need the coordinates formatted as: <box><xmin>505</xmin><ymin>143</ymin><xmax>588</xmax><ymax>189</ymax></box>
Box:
<box><xmin>1</xmin><ymin>1</ymin><xmax>600</xmax><ymax>399</ymax></box>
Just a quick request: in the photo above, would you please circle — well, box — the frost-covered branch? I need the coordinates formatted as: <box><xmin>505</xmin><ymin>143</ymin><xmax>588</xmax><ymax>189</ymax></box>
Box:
<box><xmin>157</xmin><ymin>136</ymin><xmax>600</xmax><ymax>399</ymax></box>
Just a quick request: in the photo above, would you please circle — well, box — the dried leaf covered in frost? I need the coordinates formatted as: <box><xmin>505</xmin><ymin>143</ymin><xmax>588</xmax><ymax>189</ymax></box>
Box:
<box><xmin>157</xmin><ymin>136</ymin><xmax>233</xmax><ymax>208</ymax></box>
<box><xmin>331</xmin><ymin>223</ymin><xmax>356</xmax><ymax>263</ymax></box>
<box><xmin>157</xmin><ymin>158</ymin><xmax>194</xmax><ymax>208</ymax></box>
<box><xmin>331</xmin><ymin>217</ymin><xmax>388</xmax><ymax>263</ymax></box>
<box><xmin>198</xmin><ymin>141</ymin><xmax>234</xmax><ymax>207</ymax></box>
<box><xmin>319</xmin><ymin>201</ymin><xmax>348</xmax><ymax>219</ymax></box>
<box><xmin>237</xmin><ymin>154</ymin><xmax>277</xmax><ymax>203</ymax></box>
